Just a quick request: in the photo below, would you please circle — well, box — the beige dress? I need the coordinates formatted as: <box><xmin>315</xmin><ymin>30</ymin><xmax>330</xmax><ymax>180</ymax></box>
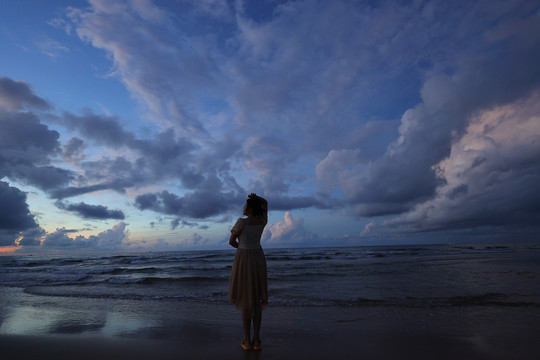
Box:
<box><xmin>228</xmin><ymin>215</ymin><xmax>268</xmax><ymax>316</ymax></box>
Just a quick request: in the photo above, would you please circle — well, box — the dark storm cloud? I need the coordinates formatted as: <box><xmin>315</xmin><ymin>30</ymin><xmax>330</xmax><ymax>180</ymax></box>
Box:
<box><xmin>59</xmin><ymin>111</ymin><xmax>205</xmax><ymax>190</ymax></box>
<box><xmin>0</xmin><ymin>111</ymin><xmax>60</xmax><ymax>162</ymax></box>
<box><xmin>0</xmin><ymin>105</ymin><xmax>73</xmax><ymax>190</ymax></box>
<box><xmin>0</xmin><ymin>182</ymin><xmax>38</xmax><ymax>230</ymax></box>
<box><xmin>62</xmin><ymin>111</ymin><xmax>135</xmax><ymax>148</ymax></box>
<box><xmin>10</xmin><ymin>165</ymin><xmax>74</xmax><ymax>191</ymax></box>
<box><xmin>170</xmin><ymin>218</ymin><xmax>209</xmax><ymax>230</ymax></box>
<box><xmin>388</xmin><ymin>90</ymin><xmax>540</xmax><ymax>232</ymax></box>
<box><xmin>170</xmin><ymin>218</ymin><xmax>181</xmax><ymax>230</ymax></box>
<box><xmin>268</xmin><ymin>195</ymin><xmax>331</xmax><ymax>211</ymax></box>
<box><xmin>135</xmin><ymin>190</ymin><xmax>241</xmax><ymax>219</ymax></box>
<box><xmin>56</xmin><ymin>201</ymin><xmax>125</xmax><ymax>220</ymax></box>
<box><xmin>136</xmin><ymin>190</ymin><xmax>333</xmax><ymax>219</ymax></box>
<box><xmin>446</xmin><ymin>184</ymin><xmax>468</xmax><ymax>200</ymax></box>
<box><xmin>0</xmin><ymin>230</ymin><xmax>22</xmax><ymax>247</ymax></box>
<box><xmin>18</xmin><ymin>227</ymin><xmax>46</xmax><ymax>246</ymax></box>
<box><xmin>0</xmin><ymin>76</ymin><xmax>69</xmax><ymax>246</ymax></box>
<box><xmin>352</xmin><ymin>50</ymin><xmax>540</xmax><ymax>217</ymax></box>
<box><xmin>58</xmin><ymin>112</ymin><xmax>197</xmax><ymax>192</ymax></box>
<box><xmin>341</xmin><ymin>1</ymin><xmax>540</xmax><ymax>220</ymax></box>
<box><xmin>0</xmin><ymin>181</ymin><xmax>41</xmax><ymax>246</ymax></box>
<box><xmin>0</xmin><ymin>76</ymin><xmax>50</xmax><ymax>111</ymax></box>
<box><xmin>128</xmin><ymin>129</ymin><xmax>202</xmax><ymax>189</ymax></box>
<box><xmin>63</xmin><ymin>137</ymin><xmax>86</xmax><ymax>160</ymax></box>
<box><xmin>50</xmin><ymin>180</ymin><xmax>133</xmax><ymax>199</ymax></box>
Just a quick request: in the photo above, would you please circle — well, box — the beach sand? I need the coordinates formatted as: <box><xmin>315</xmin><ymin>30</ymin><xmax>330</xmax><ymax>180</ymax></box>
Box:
<box><xmin>1</xmin><ymin>302</ymin><xmax>539</xmax><ymax>360</ymax></box>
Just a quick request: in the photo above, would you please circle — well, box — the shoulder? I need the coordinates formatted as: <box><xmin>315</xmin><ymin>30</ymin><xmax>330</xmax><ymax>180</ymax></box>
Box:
<box><xmin>231</xmin><ymin>217</ymin><xmax>246</xmax><ymax>233</ymax></box>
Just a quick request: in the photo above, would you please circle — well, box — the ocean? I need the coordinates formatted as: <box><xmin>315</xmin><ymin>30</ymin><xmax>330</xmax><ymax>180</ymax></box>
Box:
<box><xmin>1</xmin><ymin>242</ymin><xmax>540</xmax><ymax>356</ymax></box>
<box><xmin>2</xmin><ymin>243</ymin><xmax>539</xmax><ymax>309</ymax></box>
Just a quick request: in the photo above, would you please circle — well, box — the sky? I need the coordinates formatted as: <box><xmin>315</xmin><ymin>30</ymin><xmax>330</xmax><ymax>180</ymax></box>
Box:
<box><xmin>0</xmin><ymin>0</ymin><xmax>539</xmax><ymax>253</ymax></box>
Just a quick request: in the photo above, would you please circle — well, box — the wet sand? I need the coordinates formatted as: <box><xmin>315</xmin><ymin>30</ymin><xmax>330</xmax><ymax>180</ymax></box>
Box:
<box><xmin>1</xmin><ymin>303</ymin><xmax>539</xmax><ymax>360</ymax></box>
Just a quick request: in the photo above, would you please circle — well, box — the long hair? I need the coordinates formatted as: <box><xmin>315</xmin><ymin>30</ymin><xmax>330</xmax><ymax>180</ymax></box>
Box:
<box><xmin>246</xmin><ymin>198</ymin><xmax>264</xmax><ymax>217</ymax></box>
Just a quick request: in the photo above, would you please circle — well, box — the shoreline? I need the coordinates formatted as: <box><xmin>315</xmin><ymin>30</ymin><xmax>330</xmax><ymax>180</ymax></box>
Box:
<box><xmin>2</xmin><ymin>304</ymin><xmax>539</xmax><ymax>360</ymax></box>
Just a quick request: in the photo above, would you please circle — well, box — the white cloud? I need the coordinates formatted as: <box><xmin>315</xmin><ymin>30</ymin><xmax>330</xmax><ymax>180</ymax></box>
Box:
<box><xmin>361</xmin><ymin>221</ymin><xmax>375</xmax><ymax>236</ymax></box>
<box><xmin>4</xmin><ymin>0</ymin><xmax>538</xmax><ymax>250</ymax></box>
<box><xmin>69</xmin><ymin>0</ymin><xmax>218</xmax><ymax>135</ymax></box>
<box><xmin>263</xmin><ymin>211</ymin><xmax>309</xmax><ymax>245</ymax></box>
<box><xmin>193</xmin><ymin>0</ymin><xmax>233</xmax><ymax>20</ymax></box>
<box><xmin>36</xmin><ymin>37</ymin><xmax>69</xmax><ymax>60</ymax></box>
<box><xmin>316</xmin><ymin>149</ymin><xmax>362</xmax><ymax>196</ymax></box>
<box><xmin>129</xmin><ymin>0</ymin><xmax>169</xmax><ymax>23</ymax></box>
<box><xmin>42</xmin><ymin>222</ymin><xmax>128</xmax><ymax>250</ymax></box>
<box><xmin>389</xmin><ymin>90</ymin><xmax>540</xmax><ymax>230</ymax></box>
<box><xmin>93</xmin><ymin>222</ymin><xmax>128</xmax><ymax>248</ymax></box>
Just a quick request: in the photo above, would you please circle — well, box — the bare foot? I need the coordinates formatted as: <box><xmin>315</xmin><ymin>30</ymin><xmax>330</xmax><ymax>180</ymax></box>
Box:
<box><xmin>241</xmin><ymin>339</ymin><xmax>252</xmax><ymax>351</ymax></box>
<box><xmin>252</xmin><ymin>338</ymin><xmax>262</xmax><ymax>350</ymax></box>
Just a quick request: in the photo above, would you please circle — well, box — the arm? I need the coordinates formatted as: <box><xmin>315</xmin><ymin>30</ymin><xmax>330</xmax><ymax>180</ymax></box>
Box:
<box><xmin>229</xmin><ymin>231</ymin><xmax>239</xmax><ymax>248</ymax></box>
<box><xmin>229</xmin><ymin>218</ymin><xmax>243</xmax><ymax>248</ymax></box>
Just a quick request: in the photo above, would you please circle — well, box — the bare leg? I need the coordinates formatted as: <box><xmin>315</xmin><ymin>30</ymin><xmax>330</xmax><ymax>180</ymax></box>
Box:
<box><xmin>252</xmin><ymin>304</ymin><xmax>262</xmax><ymax>346</ymax></box>
<box><xmin>242</xmin><ymin>309</ymin><xmax>252</xmax><ymax>347</ymax></box>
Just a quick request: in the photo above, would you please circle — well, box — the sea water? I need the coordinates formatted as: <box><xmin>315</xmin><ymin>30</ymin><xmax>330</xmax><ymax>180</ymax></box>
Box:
<box><xmin>1</xmin><ymin>243</ymin><xmax>539</xmax><ymax>336</ymax></box>
<box><xmin>1</xmin><ymin>243</ymin><xmax>539</xmax><ymax>308</ymax></box>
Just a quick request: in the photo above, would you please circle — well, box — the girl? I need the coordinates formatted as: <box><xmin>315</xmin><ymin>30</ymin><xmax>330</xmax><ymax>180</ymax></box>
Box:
<box><xmin>228</xmin><ymin>193</ymin><xmax>268</xmax><ymax>351</ymax></box>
